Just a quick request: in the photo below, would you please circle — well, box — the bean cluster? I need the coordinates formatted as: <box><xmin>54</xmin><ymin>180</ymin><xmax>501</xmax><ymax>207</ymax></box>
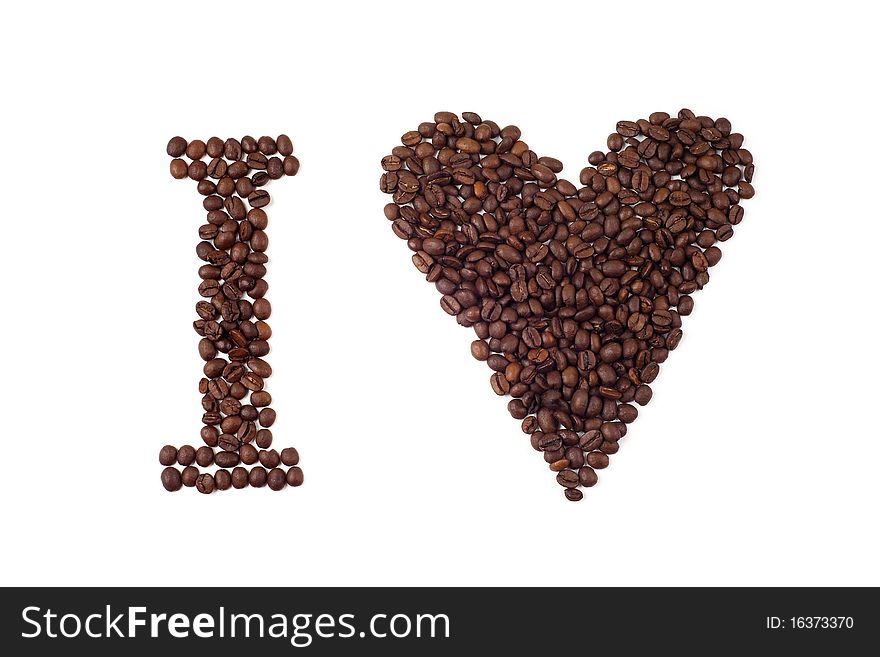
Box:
<box><xmin>380</xmin><ymin>110</ymin><xmax>755</xmax><ymax>501</ymax></box>
<box><xmin>162</xmin><ymin>135</ymin><xmax>303</xmax><ymax>493</ymax></box>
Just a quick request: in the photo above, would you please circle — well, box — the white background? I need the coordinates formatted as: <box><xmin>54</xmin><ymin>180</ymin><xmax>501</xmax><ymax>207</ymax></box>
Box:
<box><xmin>1</xmin><ymin>0</ymin><xmax>878</xmax><ymax>587</ymax></box>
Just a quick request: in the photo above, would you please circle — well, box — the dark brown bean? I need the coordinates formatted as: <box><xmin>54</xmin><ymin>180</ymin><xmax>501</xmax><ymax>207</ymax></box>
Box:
<box><xmin>286</xmin><ymin>467</ymin><xmax>304</xmax><ymax>487</ymax></box>
<box><xmin>161</xmin><ymin>467</ymin><xmax>182</xmax><ymax>492</ymax></box>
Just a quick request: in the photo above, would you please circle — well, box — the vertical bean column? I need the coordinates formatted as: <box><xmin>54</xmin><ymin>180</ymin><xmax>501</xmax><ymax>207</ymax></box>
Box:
<box><xmin>160</xmin><ymin>135</ymin><xmax>303</xmax><ymax>494</ymax></box>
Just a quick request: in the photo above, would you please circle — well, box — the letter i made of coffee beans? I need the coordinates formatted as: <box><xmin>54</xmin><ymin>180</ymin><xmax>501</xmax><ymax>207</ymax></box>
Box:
<box><xmin>160</xmin><ymin>135</ymin><xmax>303</xmax><ymax>494</ymax></box>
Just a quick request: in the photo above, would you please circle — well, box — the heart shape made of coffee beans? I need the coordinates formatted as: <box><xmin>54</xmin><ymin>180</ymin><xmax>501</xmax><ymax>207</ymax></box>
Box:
<box><xmin>379</xmin><ymin>110</ymin><xmax>755</xmax><ymax>501</ymax></box>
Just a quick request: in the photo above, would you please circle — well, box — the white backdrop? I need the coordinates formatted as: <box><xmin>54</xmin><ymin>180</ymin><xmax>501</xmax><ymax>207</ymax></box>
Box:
<box><xmin>2</xmin><ymin>0</ymin><xmax>877</xmax><ymax>587</ymax></box>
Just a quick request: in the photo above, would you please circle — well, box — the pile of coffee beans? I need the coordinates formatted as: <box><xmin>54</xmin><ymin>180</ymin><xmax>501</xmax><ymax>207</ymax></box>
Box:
<box><xmin>162</xmin><ymin>135</ymin><xmax>304</xmax><ymax>494</ymax></box>
<box><xmin>380</xmin><ymin>110</ymin><xmax>754</xmax><ymax>501</ymax></box>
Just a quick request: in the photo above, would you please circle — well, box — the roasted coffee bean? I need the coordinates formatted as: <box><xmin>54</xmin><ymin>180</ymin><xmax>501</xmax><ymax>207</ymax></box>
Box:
<box><xmin>258</xmin><ymin>408</ymin><xmax>276</xmax><ymax>427</ymax></box>
<box><xmin>277</xmin><ymin>134</ymin><xmax>293</xmax><ymax>156</ymax></box>
<box><xmin>564</xmin><ymin>488</ymin><xmax>584</xmax><ymax>501</ymax></box>
<box><xmin>255</xmin><ymin>429</ymin><xmax>273</xmax><ymax>449</ymax></box>
<box><xmin>186</xmin><ymin>139</ymin><xmax>206</xmax><ymax>160</ymax></box>
<box><xmin>267</xmin><ymin>468</ymin><xmax>287</xmax><ymax>491</ymax></box>
<box><xmin>166</xmin><ymin>135</ymin><xmax>302</xmax><ymax>493</ymax></box>
<box><xmin>248</xmin><ymin>340</ymin><xmax>270</xmax><ymax>357</ymax></box>
<box><xmin>231</xmin><ymin>466</ymin><xmax>249</xmax><ymax>489</ymax></box>
<box><xmin>286</xmin><ymin>467</ymin><xmax>304</xmax><ymax>487</ymax></box>
<box><xmin>251</xmin><ymin>391</ymin><xmax>271</xmax><ymax>407</ymax></box>
<box><xmin>161</xmin><ymin>467</ymin><xmax>182</xmax><ymax>492</ymax></box>
<box><xmin>248</xmin><ymin>357</ymin><xmax>272</xmax><ymax>378</ymax></box>
<box><xmin>257</xmin><ymin>136</ymin><xmax>277</xmax><ymax>155</ymax></box>
<box><xmin>280</xmin><ymin>447</ymin><xmax>299</xmax><ymax>466</ymax></box>
<box><xmin>241</xmin><ymin>372</ymin><xmax>264</xmax><ymax>391</ymax></box>
<box><xmin>195</xmin><ymin>446</ymin><xmax>214</xmax><ymax>467</ymax></box>
<box><xmin>240</xmin><ymin>443</ymin><xmax>258</xmax><ymax>465</ymax></box>
<box><xmin>218</xmin><ymin>434</ymin><xmax>240</xmax><ymax>452</ymax></box>
<box><xmin>471</xmin><ymin>340</ymin><xmax>490</xmax><ymax>360</ymax></box>
<box><xmin>181</xmin><ymin>466</ymin><xmax>199</xmax><ymax>487</ymax></box>
<box><xmin>159</xmin><ymin>445</ymin><xmax>178</xmax><ymax>466</ymax></box>
<box><xmin>237</xmin><ymin>421</ymin><xmax>257</xmax><ymax>444</ymax></box>
<box><xmin>176</xmin><ymin>445</ymin><xmax>196</xmax><ymax>466</ymax></box>
<box><xmin>587</xmin><ymin>451</ymin><xmax>610</xmax><ymax>469</ymax></box>
<box><xmin>283</xmin><ymin>156</ymin><xmax>300</xmax><ymax>176</ymax></box>
<box><xmin>249</xmin><ymin>466</ymin><xmax>268</xmax><ymax>488</ymax></box>
<box><xmin>634</xmin><ymin>384</ymin><xmax>653</xmax><ymax>406</ymax></box>
<box><xmin>379</xmin><ymin>111</ymin><xmax>755</xmax><ymax>500</ymax></box>
<box><xmin>214</xmin><ymin>469</ymin><xmax>232</xmax><ymax>491</ymax></box>
<box><xmin>166</xmin><ymin>136</ymin><xmax>187</xmax><ymax>157</ymax></box>
<box><xmin>170</xmin><ymin>159</ymin><xmax>188</xmax><ymax>179</ymax></box>
<box><xmin>490</xmin><ymin>372</ymin><xmax>510</xmax><ymax>395</ymax></box>
<box><xmin>259</xmin><ymin>449</ymin><xmax>280</xmax><ymax>469</ymax></box>
<box><xmin>196</xmin><ymin>473</ymin><xmax>215</xmax><ymax>494</ymax></box>
<box><xmin>578</xmin><ymin>467</ymin><xmax>598</xmax><ymax>487</ymax></box>
<box><xmin>556</xmin><ymin>470</ymin><xmax>579</xmax><ymax>488</ymax></box>
<box><xmin>201</xmin><ymin>425</ymin><xmax>219</xmax><ymax>447</ymax></box>
<box><xmin>215</xmin><ymin>451</ymin><xmax>239</xmax><ymax>468</ymax></box>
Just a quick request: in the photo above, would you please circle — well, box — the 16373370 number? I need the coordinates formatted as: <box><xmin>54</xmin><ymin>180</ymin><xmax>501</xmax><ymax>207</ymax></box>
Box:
<box><xmin>766</xmin><ymin>616</ymin><xmax>854</xmax><ymax>630</ymax></box>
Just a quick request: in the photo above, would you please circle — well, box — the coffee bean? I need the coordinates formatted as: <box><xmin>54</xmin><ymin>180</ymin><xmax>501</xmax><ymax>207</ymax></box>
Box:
<box><xmin>201</xmin><ymin>425</ymin><xmax>219</xmax><ymax>446</ymax></box>
<box><xmin>159</xmin><ymin>445</ymin><xmax>178</xmax><ymax>466</ymax></box>
<box><xmin>240</xmin><ymin>443</ymin><xmax>258</xmax><ymax>465</ymax></box>
<box><xmin>549</xmin><ymin>458</ymin><xmax>570</xmax><ymax>472</ymax></box>
<box><xmin>280</xmin><ymin>447</ymin><xmax>299</xmax><ymax>466</ymax></box>
<box><xmin>286</xmin><ymin>466</ymin><xmax>304</xmax><ymax>487</ymax></box>
<box><xmin>258</xmin><ymin>408</ymin><xmax>276</xmax><ymax>427</ymax></box>
<box><xmin>259</xmin><ymin>449</ymin><xmax>280</xmax><ymax>468</ymax></box>
<box><xmin>170</xmin><ymin>159</ymin><xmax>188</xmax><ymax>179</ymax></box>
<box><xmin>248</xmin><ymin>190</ymin><xmax>270</xmax><ymax>208</ymax></box>
<box><xmin>257</xmin><ymin>136</ymin><xmax>277</xmax><ymax>155</ymax></box>
<box><xmin>231</xmin><ymin>466</ymin><xmax>249</xmax><ymax>489</ymax></box>
<box><xmin>161</xmin><ymin>467</ymin><xmax>182</xmax><ymax>492</ymax></box>
<box><xmin>181</xmin><ymin>466</ymin><xmax>199</xmax><ymax>487</ymax></box>
<box><xmin>634</xmin><ymin>385</ymin><xmax>653</xmax><ymax>406</ymax></box>
<box><xmin>215</xmin><ymin>469</ymin><xmax>232</xmax><ymax>490</ymax></box>
<box><xmin>241</xmin><ymin>372</ymin><xmax>264</xmax><ymax>391</ymax></box>
<box><xmin>237</xmin><ymin>421</ymin><xmax>256</xmax><ymax>444</ymax></box>
<box><xmin>215</xmin><ymin>451</ymin><xmax>239</xmax><ymax>468</ymax></box>
<box><xmin>218</xmin><ymin>434</ymin><xmax>240</xmax><ymax>452</ymax></box>
<box><xmin>251</xmin><ymin>391</ymin><xmax>271</xmax><ymax>407</ymax></box>
<box><xmin>641</xmin><ymin>362</ymin><xmax>660</xmax><ymax>383</ymax></box>
<box><xmin>578</xmin><ymin>466</ymin><xmax>598</xmax><ymax>487</ymax></box>
<box><xmin>249</xmin><ymin>466</ymin><xmax>268</xmax><ymax>488</ymax></box>
<box><xmin>267</xmin><ymin>468</ymin><xmax>287</xmax><ymax>491</ymax></box>
<box><xmin>255</xmin><ymin>429</ymin><xmax>273</xmax><ymax>449</ymax></box>
<box><xmin>253</xmin><ymin>298</ymin><xmax>271</xmax><ymax>319</ymax></box>
<box><xmin>248</xmin><ymin>357</ymin><xmax>272</xmax><ymax>378</ymax></box>
<box><xmin>564</xmin><ymin>488</ymin><xmax>584</xmax><ymax>501</ymax></box>
<box><xmin>186</xmin><ymin>140</ymin><xmax>206</xmax><ymax>160</ymax></box>
<box><xmin>490</xmin><ymin>372</ymin><xmax>510</xmax><ymax>395</ymax></box>
<box><xmin>277</xmin><ymin>134</ymin><xmax>293</xmax><ymax>156</ymax></box>
<box><xmin>283</xmin><ymin>156</ymin><xmax>300</xmax><ymax>176</ymax></box>
<box><xmin>188</xmin><ymin>160</ymin><xmax>207</xmax><ymax>180</ymax></box>
<box><xmin>194</xmin><ymin>473</ymin><xmax>214</xmax><ymax>494</ymax></box>
<box><xmin>176</xmin><ymin>445</ymin><xmax>196</xmax><ymax>466</ymax></box>
<box><xmin>556</xmin><ymin>470</ymin><xmax>579</xmax><ymax>488</ymax></box>
<box><xmin>195</xmin><ymin>446</ymin><xmax>214</xmax><ymax>467</ymax></box>
<box><xmin>166</xmin><ymin>136</ymin><xmax>187</xmax><ymax>157</ymax></box>
<box><xmin>248</xmin><ymin>340</ymin><xmax>270</xmax><ymax>357</ymax></box>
